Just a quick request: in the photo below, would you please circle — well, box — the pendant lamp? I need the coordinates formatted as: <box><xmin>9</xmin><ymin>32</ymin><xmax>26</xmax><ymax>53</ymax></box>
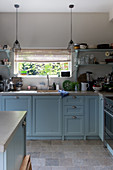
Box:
<box><xmin>67</xmin><ymin>4</ymin><xmax>74</xmax><ymax>52</ymax></box>
<box><xmin>12</xmin><ymin>4</ymin><xmax>21</xmax><ymax>52</ymax></box>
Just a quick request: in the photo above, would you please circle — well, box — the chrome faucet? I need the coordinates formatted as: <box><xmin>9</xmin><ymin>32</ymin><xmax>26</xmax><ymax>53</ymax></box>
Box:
<box><xmin>47</xmin><ymin>74</ymin><xmax>49</xmax><ymax>90</ymax></box>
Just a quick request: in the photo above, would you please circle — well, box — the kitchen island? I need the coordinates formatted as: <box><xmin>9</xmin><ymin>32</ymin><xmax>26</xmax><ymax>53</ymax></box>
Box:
<box><xmin>0</xmin><ymin>111</ymin><xmax>26</xmax><ymax>170</ymax></box>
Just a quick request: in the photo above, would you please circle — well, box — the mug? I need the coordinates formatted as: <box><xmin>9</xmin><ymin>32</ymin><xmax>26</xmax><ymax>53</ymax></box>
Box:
<box><xmin>81</xmin><ymin>82</ymin><xmax>89</xmax><ymax>91</ymax></box>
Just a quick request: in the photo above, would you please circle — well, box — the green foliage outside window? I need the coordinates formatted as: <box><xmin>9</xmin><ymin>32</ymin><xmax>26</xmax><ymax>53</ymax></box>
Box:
<box><xmin>18</xmin><ymin>62</ymin><xmax>69</xmax><ymax>76</ymax></box>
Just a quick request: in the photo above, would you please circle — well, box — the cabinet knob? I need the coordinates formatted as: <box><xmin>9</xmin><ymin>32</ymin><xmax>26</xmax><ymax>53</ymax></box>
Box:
<box><xmin>72</xmin><ymin>116</ymin><xmax>77</xmax><ymax>119</ymax></box>
<box><xmin>72</xmin><ymin>96</ymin><xmax>76</xmax><ymax>99</ymax></box>
<box><xmin>15</xmin><ymin>96</ymin><xmax>19</xmax><ymax>99</ymax></box>
<box><xmin>22</xmin><ymin>121</ymin><xmax>26</xmax><ymax>127</ymax></box>
<box><xmin>72</xmin><ymin>105</ymin><xmax>76</xmax><ymax>109</ymax></box>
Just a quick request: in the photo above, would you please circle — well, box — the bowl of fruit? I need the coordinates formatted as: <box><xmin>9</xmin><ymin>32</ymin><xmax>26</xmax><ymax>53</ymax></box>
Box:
<box><xmin>93</xmin><ymin>84</ymin><xmax>102</xmax><ymax>92</ymax></box>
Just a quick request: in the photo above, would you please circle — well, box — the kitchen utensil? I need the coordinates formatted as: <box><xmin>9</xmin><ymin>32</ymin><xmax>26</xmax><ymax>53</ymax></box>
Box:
<box><xmin>81</xmin><ymin>82</ymin><xmax>89</xmax><ymax>91</ymax></box>
<box><xmin>86</xmin><ymin>72</ymin><xmax>93</xmax><ymax>82</ymax></box>
<box><xmin>79</xmin><ymin>43</ymin><xmax>88</xmax><ymax>49</ymax></box>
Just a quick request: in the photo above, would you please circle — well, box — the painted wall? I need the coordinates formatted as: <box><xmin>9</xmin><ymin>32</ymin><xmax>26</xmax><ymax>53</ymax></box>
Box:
<box><xmin>0</xmin><ymin>12</ymin><xmax>113</xmax><ymax>47</ymax></box>
<box><xmin>0</xmin><ymin>12</ymin><xmax>113</xmax><ymax>89</ymax></box>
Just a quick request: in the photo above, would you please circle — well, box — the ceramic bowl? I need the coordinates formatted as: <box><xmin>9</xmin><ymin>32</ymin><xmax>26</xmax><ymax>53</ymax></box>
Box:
<box><xmin>93</xmin><ymin>86</ymin><xmax>102</xmax><ymax>92</ymax></box>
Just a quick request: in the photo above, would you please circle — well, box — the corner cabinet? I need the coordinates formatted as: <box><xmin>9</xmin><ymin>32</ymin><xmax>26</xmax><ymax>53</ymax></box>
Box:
<box><xmin>1</xmin><ymin>96</ymin><xmax>32</xmax><ymax>137</ymax></box>
<box><xmin>85</xmin><ymin>96</ymin><xmax>99</xmax><ymax>138</ymax></box>
<box><xmin>32</xmin><ymin>96</ymin><xmax>62</xmax><ymax>139</ymax></box>
<box><xmin>74</xmin><ymin>49</ymin><xmax>113</xmax><ymax>81</ymax></box>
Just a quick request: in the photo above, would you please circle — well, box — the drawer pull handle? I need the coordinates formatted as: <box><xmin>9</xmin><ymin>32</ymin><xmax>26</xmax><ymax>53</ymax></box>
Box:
<box><xmin>72</xmin><ymin>96</ymin><xmax>76</xmax><ymax>99</ymax></box>
<box><xmin>72</xmin><ymin>106</ymin><xmax>76</xmax><ymax>109</ymax></box>
<box><xmin>72</xmin><ymin>116</ymin><xmax>77</xmax><ymax>119</ymax></box>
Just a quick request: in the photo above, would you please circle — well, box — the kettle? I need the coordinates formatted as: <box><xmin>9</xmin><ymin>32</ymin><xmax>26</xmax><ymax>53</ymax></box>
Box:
<box><xmin>81</xmin><ymin>82</ymin><xmax>89</xmax><ymax>91</ymax></box>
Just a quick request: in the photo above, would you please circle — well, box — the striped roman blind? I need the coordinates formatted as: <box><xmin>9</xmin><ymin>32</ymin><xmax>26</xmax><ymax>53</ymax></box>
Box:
<box><xmin>14</xmin><ymin>49</ymin><xmax>71</xmax><ymax>63</ymax></box>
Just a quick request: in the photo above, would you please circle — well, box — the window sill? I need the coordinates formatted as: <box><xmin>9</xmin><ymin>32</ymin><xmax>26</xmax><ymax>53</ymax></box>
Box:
<box><xmin>17</xmin><ymin>75</ymin><xmax>72</xmax><ymax>78</ymax></box>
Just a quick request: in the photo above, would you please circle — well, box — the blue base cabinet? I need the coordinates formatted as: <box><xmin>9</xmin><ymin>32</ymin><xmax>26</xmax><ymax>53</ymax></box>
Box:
<box><xmin>0</xmin><ymin>94</ymin><xmax>102</xmax><ymax>140</ymax></box>
<box><xmin>1</xmin><ymin>96</ymin><xmax>32</xmax><ymax>137</ymax></box>
<box><xmin>0</xmin><ymin>116</ymin><xmax>26</xmax><ymax>170</ymax></box>
<box><xmin>32</xmin><ymin>96</ymin><xmax>62</xmax><ymax>138</ymax></box>
<box><xmin>63</xmin><ymin>96</ymin><xmax>85</xmax><ymax>139</ymax></box>
<box><xmin>85</xmin><ymin>96</ymin><xmax>99</xmax><ymax>138</ymax></box>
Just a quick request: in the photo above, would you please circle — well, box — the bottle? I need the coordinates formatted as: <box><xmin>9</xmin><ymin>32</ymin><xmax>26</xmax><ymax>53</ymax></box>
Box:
<box><xmin>56</xmin><ymin>83</ymin><xmax>59</xmax><ymax>90</ymax></box>
<box><xmin>53</xmin><ymin>82</ymin><xmax>56</xmax><ymax>90</ymax></box>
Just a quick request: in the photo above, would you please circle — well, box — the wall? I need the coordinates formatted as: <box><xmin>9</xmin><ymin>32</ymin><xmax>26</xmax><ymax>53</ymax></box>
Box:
<box><xmin>0</xmin><ymin>12</ymin><xmax>113</xmax><ymax>89</ymax></box>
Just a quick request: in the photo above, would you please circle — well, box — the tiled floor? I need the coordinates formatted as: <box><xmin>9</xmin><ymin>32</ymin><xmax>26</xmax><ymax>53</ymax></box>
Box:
<box><xmin>26</xmin><ymin>140</ymin><xmax>113</xmax><ymax>170</ymax></box>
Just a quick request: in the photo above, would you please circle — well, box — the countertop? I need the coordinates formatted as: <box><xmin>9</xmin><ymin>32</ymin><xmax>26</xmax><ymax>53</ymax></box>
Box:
<box><xmin>0</xmin><ymin>111</ymin><xmax>26</xmax><ymax>152</ymax></box>
<box><xmin>0</xmin><ymin>90</ymin><xmax>113</xmax><ymax>97</ymax></box>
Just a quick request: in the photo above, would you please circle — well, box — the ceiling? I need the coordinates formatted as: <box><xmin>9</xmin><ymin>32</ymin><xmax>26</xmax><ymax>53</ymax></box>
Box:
<box><xmin>0</xmin><ymin>0</ymin><xmax>113</xmax><ymax>13</ymax></box>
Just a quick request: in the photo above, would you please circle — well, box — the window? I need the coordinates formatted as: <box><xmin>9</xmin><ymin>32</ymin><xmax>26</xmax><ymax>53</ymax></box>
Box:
<box><xmin>14</xmin><ymin>49</ymin><xmax>72</xmax><ymax>77</ymax></box>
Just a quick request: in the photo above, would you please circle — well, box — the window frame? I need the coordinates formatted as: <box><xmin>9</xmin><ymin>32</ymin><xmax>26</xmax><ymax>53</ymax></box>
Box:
<box><xmin>14</xmin><ymin>49</ymin><xmax>72</xmax><ymax>78</ymax></box>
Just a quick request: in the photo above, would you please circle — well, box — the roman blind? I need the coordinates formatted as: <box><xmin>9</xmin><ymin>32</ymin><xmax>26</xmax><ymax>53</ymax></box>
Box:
<box><xmin>15</xmin><ymin>49</ymin><xmax>71</xmax><ymax>63</ymax></box>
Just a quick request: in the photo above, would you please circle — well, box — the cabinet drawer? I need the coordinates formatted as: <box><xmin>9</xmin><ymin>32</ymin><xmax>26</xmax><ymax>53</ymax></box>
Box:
<box><xmin>64</xmin><ymin>115</ymin><xmax>84</xmax><ymax>136</ymax></box>
<box><xmin>64</xmin><ymin>105</ymin><xmax>84</xmax><ymax>115</ymax></box>
<box><xmin>63</xmin><ymin>96</ymin><xmax>84</xmax><ymax>105</ymax></box>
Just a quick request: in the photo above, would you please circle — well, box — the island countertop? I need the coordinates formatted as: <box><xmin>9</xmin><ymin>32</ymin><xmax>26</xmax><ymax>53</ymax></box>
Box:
<box><xmin>0</xmin><ymin>111</ymin><xmax>26</xmax><ymax>152</ymax></box>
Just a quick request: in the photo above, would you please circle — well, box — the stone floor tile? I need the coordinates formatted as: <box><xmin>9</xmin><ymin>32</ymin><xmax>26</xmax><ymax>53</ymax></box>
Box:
<box><xmin>59</xmin><ymin>158</ymin><xmax>73</xmax><ymax>166</ymax></box>
<box><xmin>31</xmin><ymin>158</ymin><xmax>45</xmax><ymax>166</ymax></box>
<box><xmin>94</xmin><ymin>166</ymin><xmax>113</xmax><ymax>170</ymax></box>
<box><xmin>45</xmin><ymin>158</ymin><xmax>59</xmax><ymax>166</ymax></box>
<box><xmin>51</xmin><ymin>140</ymin><xmax>63</xmax><ymax>145</ymax></box>
<box><xmin>32</xmin><ymin>165</ymin><xmax>52</xmax><ymax>170</ymax></box>
<box><xmin>40</xmin><ymin>152</ymin><xmax>53</xmax><ymax>158</ymax></box>
<box><xmin>27</xmin><ymin>152</ymin><xmax>40</xmax><ymax>158</ymax></box>
<box><xmin>67</xmin><ymin>167</ymin><xmax>81</xmax><ymax>170</ymax></box>
<box><xmin>52</xmin><ymin>152</ymin><xmax>65</xmax><ymax>158</ymax></box>
<box><xmin>52</xmin><ymin>167</ymin><xmax>67</xmax><ymax>170</ymax></box>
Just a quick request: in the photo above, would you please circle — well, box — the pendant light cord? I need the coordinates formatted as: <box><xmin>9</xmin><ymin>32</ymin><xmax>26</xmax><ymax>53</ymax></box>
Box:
<box><xmin>16</xmin><ymin>7</ymin><xmax>18</xmax><ymax>40</ymax></box>
<box><xmin>71</xmin><ymin>7</ymin><xmax>72</xmax><ymax>41</ymax></box>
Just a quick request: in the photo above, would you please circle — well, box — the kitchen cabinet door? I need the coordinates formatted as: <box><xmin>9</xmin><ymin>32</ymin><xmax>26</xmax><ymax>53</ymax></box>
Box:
<box><xmin>85</xmin><ymin>96</ymin><xmax>99</xmax><ymax>137</ymax></box>
<box><xmin>33</xmin><ymin>96</ymin><xmax>62</xmax><ymax>138</ymax></box>
<box><xmin>2</xmin><ymin>96</ymin><xmax>32</xmax><ymax>137</ymax></box>
<box><xmin>64</xmin><ymin>115</ymin><xmax>84</xmax><ymax>136</ymax></box>
<box><xmin>99</xmin><ymin>95</ymin><xmax>104</xmax><ymax>141</ymax></box>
